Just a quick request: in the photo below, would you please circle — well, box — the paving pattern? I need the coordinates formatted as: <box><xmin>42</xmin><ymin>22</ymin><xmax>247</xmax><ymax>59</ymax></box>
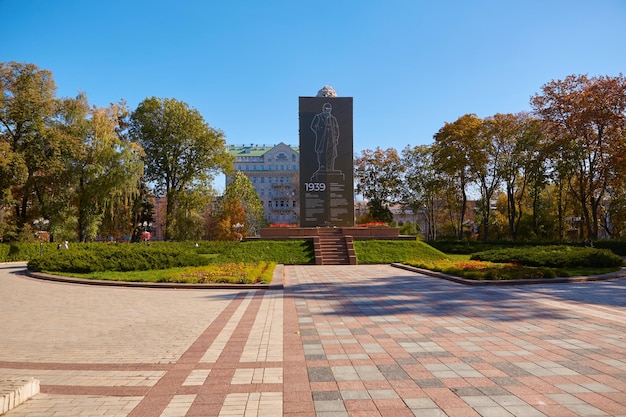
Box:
<box><xmin>1</xmin><ymin>262</ymin><xmax>626</xmax><ymax>416</ymax></box>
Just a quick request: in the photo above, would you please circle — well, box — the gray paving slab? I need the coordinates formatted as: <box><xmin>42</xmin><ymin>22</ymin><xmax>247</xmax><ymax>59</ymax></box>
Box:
<box><xmin>1</xmin><ymin>262</ymin><xmax>626</xmax><ymax>416</ymax></box>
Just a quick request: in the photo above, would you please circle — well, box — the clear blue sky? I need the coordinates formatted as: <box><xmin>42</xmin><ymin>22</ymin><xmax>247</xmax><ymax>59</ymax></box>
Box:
<box><xmin>2</xmin><ymin>0</ymin><xmax>625</xmax><ymax>190</ymax></box>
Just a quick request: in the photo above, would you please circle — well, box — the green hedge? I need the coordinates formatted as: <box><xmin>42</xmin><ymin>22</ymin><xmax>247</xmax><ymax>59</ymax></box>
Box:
<box><xmin>22</xmin><ymin>240</ymin><xmax>315</xmax><ymax>273</ymax></box>
<box><xmin>0</xmin><ymin>242</ymin><xmax>56</xmax><ymax>262</ymax></box>
<box><xmin>470</xmin><ymin>245</ymin><xmax>624</xmax><ymax>268</ymax></box>
<box><xmin>27</xmin><ymin>244</ymin><xmax>209</xmax><ymax>273</ymax></box>
<box><xmin>429</xmin><ymin>239</ymin><xmax>626</xmax><ymax>256</ymax></box>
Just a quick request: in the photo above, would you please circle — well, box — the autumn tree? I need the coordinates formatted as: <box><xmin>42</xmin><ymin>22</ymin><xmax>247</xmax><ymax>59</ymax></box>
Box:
<box><xmin>354</xmin><ymin>147</ymin><xmax>404</xmax><ymax>223</ymax></box>
<box><xmin>432</xmin><ymin>114</ymin><xmax>483</xmax><ymax>240</ymax></box>
<box><xmin>532</xmin><ymin>74</ymin><xmax>626</xmax><ymax>240</ymax></box>
<box><xmin>494</xmin><ymin>113</ymin><xmax>547</xmax><ymax>241</ymax></box>
<box><xmin>54</xmin><ymin>94</ymin><xmax>144</xmax><ymax>241</ymax></box>
<box><xmin>218</xmin><ymin>171</ymin><xmax>264</xmax><ymax>238</ymax></box>
<box><xmin>0</xmin><ymin>62</ymin><xmax>58</xmax><ymax>234</ymax></box>
<box><xmin>129</xmin><ymin>97</ymin><xmax>233</xmax><ymax>240</ymax></box>
<box><xmin>401</xmin><ymin>144</ymin><xmax>443</xmax><ymax>240</ymax></box>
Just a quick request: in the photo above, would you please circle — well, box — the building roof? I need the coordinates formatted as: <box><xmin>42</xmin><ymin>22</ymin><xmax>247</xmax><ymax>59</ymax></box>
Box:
<box><xmin>228</xmin><ymin>142</ymin><xmax>299</xmax><ymax>157</ymax></box>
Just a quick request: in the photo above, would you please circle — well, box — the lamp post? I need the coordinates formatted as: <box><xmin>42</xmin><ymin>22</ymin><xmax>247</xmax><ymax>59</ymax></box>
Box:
<box><xmin>33</xmin><ymin>218</ymin><xmax>49</xmax><ymax>256</ymax></box>
<box><xmin>232</xmin><ymin>222</ymin><xmax>244</xmax><ymax>241</ymax></box>
<box><xmin>138</xmin><ymin>221</ymin><xmax>153</xmax><ymax>243</ymax></box>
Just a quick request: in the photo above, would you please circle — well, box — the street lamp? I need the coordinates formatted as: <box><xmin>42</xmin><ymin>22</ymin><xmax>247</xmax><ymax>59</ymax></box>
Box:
<box><xmin>33</xmin><ymin>218</ymin><xmax>49</xmax><ymax>256</ymax></box>
<box><xmin>139</xmin><ymin>221</ymin><xmax>152</xmax><ymax>243</ymax></box>
<box><xmin>232</xmin><ymin>222</ymin><xmax>244</xmax><ymax>241</ymax></box>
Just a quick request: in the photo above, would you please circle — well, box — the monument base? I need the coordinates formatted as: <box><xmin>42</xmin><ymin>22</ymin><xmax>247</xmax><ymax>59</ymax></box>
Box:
<box><xmin>259</xmin><ymin>226</ymin><xmax>407</xmax><ymax>240</ymax></box>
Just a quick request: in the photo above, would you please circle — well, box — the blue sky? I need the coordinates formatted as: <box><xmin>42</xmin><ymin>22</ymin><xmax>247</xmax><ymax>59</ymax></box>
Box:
<box><xmin>2</xmin><ymin>0</ymin><xmax>625</xmax><ymax>190</ymax></box>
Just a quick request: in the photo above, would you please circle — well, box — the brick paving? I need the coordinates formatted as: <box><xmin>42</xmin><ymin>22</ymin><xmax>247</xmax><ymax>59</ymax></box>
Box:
<box><xmin>1</xmin><ymin>262</ymin><xmax>626</xmax><ymax>416</ymax></box>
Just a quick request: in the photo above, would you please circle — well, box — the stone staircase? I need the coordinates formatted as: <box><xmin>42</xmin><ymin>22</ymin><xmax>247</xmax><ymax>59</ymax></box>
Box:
<box><xmin>314</xmin><ymin>228</ymin><xmax>356</xmax><ymax>265</ymax></box>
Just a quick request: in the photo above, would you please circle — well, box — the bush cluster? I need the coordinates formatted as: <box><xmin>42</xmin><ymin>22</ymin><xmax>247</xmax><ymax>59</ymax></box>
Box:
<box><xmin>27</xmin><ymin>244</ymin><xmax>209</xmax><ymax>273</ymax></box>
<box><xmin>0</xmin><ymin>242</ymin><xmax>55</xmax><ymax>262</ymax></box>
<box><xmin>429</xmin><ymin>240</ymin><xmax>626</xmax><ymax>256</ymax></box>
<box><xmin>470</xmin><ymin>245</ymin><xmax>624</xmax><ymax>268</ymax></box>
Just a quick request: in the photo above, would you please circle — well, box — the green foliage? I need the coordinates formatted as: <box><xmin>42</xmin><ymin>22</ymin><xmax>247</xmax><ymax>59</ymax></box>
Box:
<box><xmin>353</xmin><ymin>239</ymin><xmax>447</xmax><ymax>264</ymax></box>
<box><xmin>27</xmin><ymin>243</ymin><xmax>209</xmax><ymax>273</ymax></box>
<box><xmin>399</xmin><ymin>222</ymin><xmax>420</xmax><ymax>236</ymax></box>
<box><xmin>354</xmin><ymin>147</ymin><xmax>404</xmax><ymax>221</ymax></box>
<box><xmin>470</xmin><ymin>245</ymin><xmax>624</xmax><ymax>268</ymax></box>
<box><xmin>593</xmin><ymin>240</ymin><xmax>626</xmax><ymax>256</ymax></box>
<box><xmin>219</xmin><ymin>171</ymin><xmax>265</xmax><ymax>237</ymax></box>
<box><xmin>129</xmin><ymin>96</ymin><xmax>233</xmax><ymax>240</ymax></box>
<box><xmin>0</xmin><ymin>242</ymin><xmax>54</xmax><ymax>262</ymax></box>
<box><xmin>427</xmin><ymin>240</ymin><xmax>539</xmax><ymax>254</ymax></box>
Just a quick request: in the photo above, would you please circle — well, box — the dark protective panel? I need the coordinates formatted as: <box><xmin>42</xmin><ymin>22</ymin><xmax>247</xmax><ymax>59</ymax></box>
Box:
<box><xmin>299</xmin><ymin>97</ymin><xmax>354</xmax><ymax>227</ymax></box>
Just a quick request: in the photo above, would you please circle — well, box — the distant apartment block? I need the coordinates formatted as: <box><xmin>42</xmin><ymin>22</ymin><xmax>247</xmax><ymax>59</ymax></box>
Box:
<box><xmin>226</xmin><ymin>143</ymin><xmax>300</xmax><ymax>225</ymax></box>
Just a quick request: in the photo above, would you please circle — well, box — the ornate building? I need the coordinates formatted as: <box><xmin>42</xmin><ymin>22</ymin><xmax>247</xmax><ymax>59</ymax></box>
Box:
<box><xmin>226</xmin><ymin>143</ymin><xmax>300</xmax><ymax>225</ymax></box>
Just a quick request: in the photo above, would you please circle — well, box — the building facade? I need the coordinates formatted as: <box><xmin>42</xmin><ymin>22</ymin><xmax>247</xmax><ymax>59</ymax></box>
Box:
<box><xmin>227</xmin><ymin>143</ymin><xmax>300</xmax><ymax>225</ymax></box>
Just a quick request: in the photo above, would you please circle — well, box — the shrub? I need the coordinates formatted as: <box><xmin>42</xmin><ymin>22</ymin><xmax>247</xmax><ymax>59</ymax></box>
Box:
<box><xmin>27</xmin><ymin>243</ymin><xmax>209</xmax><ymax>273</ymax></box>
<box><xmin>470</xmin><ymin>245</ymin><xmax>624</xmax><ymax>268</ymax></box>
<box><xmin>0</xmin><ymin>243</ymin><xmax>56</xmax><ymax>262</ymax></box>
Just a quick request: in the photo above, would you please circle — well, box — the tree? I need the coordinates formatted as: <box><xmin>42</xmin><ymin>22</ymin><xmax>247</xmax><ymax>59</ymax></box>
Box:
<box><xmin>0</xmin><ymin>62</ymin><xmax>58</xmax><ymax>232</ymax></box>
<box><xmin>532</xmin><ymin>74</ymin><xmax>626</xmax><ymax>240</ymax></box>
<box><xmin>480</xmin><ymin>113</ymin><xmax>546</xmax><ymax>241</ymax></box>
<box><xmin>432</xmin><ymin>114</ymin><xmax>483</xmax><ymax>240</ymax></box>
<box><xmin>129</xmin><ymin>97</ymin><xmax>233</xmax><ymax>240</ymax></box>
<box><xmin>56</xmin><ymin>94</ymin><xmax>144</xmax><ymax>241</ymax></box>
<box><xmin>354</xmin><ymin>147</ymin><xmax>404</xmax><ymax>223</ymax></box>
<box><xmin>401</xmin><ymin>144</ymin><xmax>443</xmax><ymax>240</ymax></box>
<box><xmin>219</xmin><ymin>171</ymin><xmax>264</xmax><ymax>237</ymax></box>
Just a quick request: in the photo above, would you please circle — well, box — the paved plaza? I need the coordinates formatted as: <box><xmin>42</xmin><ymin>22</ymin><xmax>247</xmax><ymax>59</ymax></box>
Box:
<box><xmin>1</xmin><ymin>262</ymin><xmax>626</xmax><ymax>416</ymax></box>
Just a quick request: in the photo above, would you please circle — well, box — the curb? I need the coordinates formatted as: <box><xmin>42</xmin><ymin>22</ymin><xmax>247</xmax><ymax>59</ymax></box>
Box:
<box><xmin>391</xmin><ymin>263</ymin><xmax>626</xmax><ymax>285</ymax></box>
<box><xmin>22</xmin><ymin>264</ymin><xmax>284</xmax><ymax>290</ymax></box>
<box><xmin>0</xmin><ymin>377</ymin><xmax>40</xmax><ymax>415</ymax></box>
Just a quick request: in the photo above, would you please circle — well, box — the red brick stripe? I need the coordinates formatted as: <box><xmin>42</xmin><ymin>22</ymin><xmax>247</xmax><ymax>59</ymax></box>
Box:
<box><xmin>127</xmin><ymin>292</ymin><xmax>249</xmax><ymax>417</ymax></box>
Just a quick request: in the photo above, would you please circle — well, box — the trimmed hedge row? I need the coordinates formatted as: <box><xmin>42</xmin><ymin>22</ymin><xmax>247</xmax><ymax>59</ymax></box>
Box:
<box><xmin>21</xmin><ymin>240</ymin><xmax>315</xmax><ymax>273</ymax></box>
<box><xmin>429</xmin><ymin>240</ymin><xmax>626</xmax><ymax>256</ymax></box>
<box><xmin>27</xmin><ymin>244</ymin><xmax>209</xmax><ymax>273</ymax></box>
<box><xmin>0</xmin><ymin>242</ymin><xmax>54</xmax><ymax>262</ymax></box>
<box><xmin>470</xmin><ymin>245</ymin><xmax>624</xmax><ymax>268</ymax></box>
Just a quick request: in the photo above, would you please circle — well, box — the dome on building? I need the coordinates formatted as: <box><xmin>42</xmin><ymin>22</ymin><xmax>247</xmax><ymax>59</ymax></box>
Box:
<box><xmin>316</xmin><ymin>85</ymin><xmax>337</xmax><ymax>98</ymax></box>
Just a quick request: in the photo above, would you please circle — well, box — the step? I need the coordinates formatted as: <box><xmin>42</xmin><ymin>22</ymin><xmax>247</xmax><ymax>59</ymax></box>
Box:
<box><xmin>0</xmin><ymin>377</ymin><xmax>40</xmax><ymax>414</ymax></box>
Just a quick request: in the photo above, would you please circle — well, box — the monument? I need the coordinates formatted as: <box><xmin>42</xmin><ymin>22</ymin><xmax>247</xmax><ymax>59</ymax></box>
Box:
<box><xmin>299</xmin><ymin>86</ymin><xmax>354</xmax><ymax>227</ymax></box>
